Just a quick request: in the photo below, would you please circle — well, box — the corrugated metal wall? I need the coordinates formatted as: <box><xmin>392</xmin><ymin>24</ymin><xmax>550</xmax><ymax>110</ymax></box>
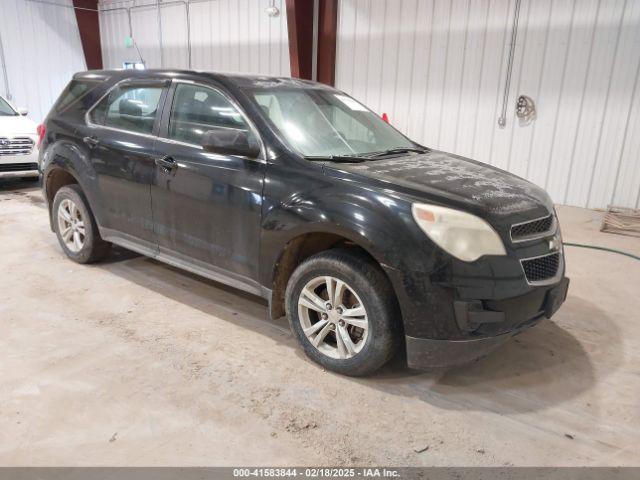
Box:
<box><xmin>336</xmin><ymin>0</ymin><xmax>640</xmax><ymax>210</ymax></box>
<box><xmin>98</xmin><ymin>0</ymin><xmax>291</xmax><ymax>76</ymax></box>
<box><xmin>0</xmin><ymin>0</ymin><xmax>86</xmax><ymax>122</ymax></box>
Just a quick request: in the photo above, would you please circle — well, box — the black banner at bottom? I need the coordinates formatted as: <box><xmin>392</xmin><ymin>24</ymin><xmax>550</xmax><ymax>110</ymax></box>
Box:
<box><xmin>0</xmin><ymin>468</ymin><xmax>638</xmax><ymax>480</ymax></box>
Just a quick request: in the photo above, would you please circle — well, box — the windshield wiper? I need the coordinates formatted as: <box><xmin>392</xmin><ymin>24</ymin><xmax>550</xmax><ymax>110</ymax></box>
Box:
<box><xmin>305</xmin><ymin>155</ymin><xmax>366</xmax><ymax>163</ymax></box>
<box><xmin>366</xmin><ymin>147</ymin><xmax>429</xmax><ymax>158</ymax></box>
<box><xmin>304</xmin><ymin>147</ymin><xmax>428</xmax><ymax>163</ymax></box>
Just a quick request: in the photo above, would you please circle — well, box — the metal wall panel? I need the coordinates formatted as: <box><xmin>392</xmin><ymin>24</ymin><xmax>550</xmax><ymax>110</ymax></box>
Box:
<box><xmin>336</xmin><ymin>0</ymin><xmax>640</xmax><ymax>209</ymax></box>
<box><xmin>0</xmin><ymin>0</ymin><xmax>86</xmax><ymax>122</ymax></box>
<box><xmin>98</xmin><ymin>0</ymin><xmax>290</xmax><ymax>77</ymax></box>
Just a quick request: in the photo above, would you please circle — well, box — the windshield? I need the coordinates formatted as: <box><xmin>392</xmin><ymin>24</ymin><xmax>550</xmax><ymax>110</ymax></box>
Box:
<box><xmin>250</xmin><ymin>88</ymin><xmax>415</xmax><ymax>157</ymax></box>
<box><xmin>0</xmin><ymin>97</ymin><xmax>18</xmax><ymax>116</ymax></box>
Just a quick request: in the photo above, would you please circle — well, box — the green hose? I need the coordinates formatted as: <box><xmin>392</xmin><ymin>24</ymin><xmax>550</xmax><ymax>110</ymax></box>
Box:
<box><xmin>563</xmin><ymin>242</ymin><xmax>640</xmax><ymax>261</ymax></box>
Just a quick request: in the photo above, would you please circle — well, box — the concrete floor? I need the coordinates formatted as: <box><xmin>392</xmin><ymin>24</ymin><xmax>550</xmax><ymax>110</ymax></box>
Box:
<box><xmin>0</xmin><ymin>177</ymin><xmax>639</xmax><ymax>466</ymax></box>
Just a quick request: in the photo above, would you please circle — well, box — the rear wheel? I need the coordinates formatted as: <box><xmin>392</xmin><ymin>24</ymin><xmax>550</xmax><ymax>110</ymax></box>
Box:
<box><xmin>286</xmin><ymin>249</ymin><xmax>401</xmax><ymax>376</ymax></box>
<box><xmin>53</xmin><ymin>185</ymin><xmax>111</xmax><ymax>263</ymax></box>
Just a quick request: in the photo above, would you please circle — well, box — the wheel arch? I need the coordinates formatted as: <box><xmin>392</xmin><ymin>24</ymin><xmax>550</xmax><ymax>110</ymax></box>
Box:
<box><xmin>43</xmin><ymin>166</ymin><xmax>82</xmax><ymax>231</ymax></box>
<box><xmin>267</xmin><ymin>226</ymin><xmax>402</xmax><ymax>325</ymax></box>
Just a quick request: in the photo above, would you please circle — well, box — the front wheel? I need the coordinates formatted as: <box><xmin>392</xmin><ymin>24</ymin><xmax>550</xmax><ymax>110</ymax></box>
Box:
<box><xmin>285</xmin><ymin>249</ymin><xmax>401</xmax><ymax>376</ymax></box>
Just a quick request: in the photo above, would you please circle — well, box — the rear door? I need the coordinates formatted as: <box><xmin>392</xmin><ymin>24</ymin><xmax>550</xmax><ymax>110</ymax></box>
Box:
<box><xmin>151</xmin><ymin>80</ymin><xmax>265</xmax><ymax>286</ymax></box>
<box><xmin>82</xmin><ymin>79</ymin><xmax>168</xmax><ymax>249</ymax></box>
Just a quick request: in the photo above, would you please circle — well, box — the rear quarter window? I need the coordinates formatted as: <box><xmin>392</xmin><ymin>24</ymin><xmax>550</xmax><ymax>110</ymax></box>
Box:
<box><xmin>53</xmin><ymin>80</ymin><xmax>102</xmax><ymax>114</ymax></box>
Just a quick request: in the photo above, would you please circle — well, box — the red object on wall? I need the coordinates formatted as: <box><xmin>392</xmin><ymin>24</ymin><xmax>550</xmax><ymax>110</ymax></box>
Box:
<box><xmin>382</xmin><ymin>113</ymin><xmax>390</xmax><ymax>123</ymax></box>
<box><xmin>73</xmin><ymin>0</ymin><xmax>103</xmax><ymax>70</ymax></box>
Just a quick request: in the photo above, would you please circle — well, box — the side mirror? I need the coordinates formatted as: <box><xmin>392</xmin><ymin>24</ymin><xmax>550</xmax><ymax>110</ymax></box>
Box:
<box><xmin>17</xmin><ymin>107</ymin><xmax>28</xmax><ymax>116</ymax></box>
<box><xmin>202</xmin><ymin>129</ymin><xmax>260</xmax><ymax>158</ymax></box>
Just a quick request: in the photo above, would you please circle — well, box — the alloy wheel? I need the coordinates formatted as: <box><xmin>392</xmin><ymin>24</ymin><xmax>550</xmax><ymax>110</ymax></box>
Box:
<box><xmin>57</xmin><ymin>198</ymin><xmax>86</xmax><ymax>253</ymax></box>
<box><xmin>297</xmin><ymin>276</ymin><xmax>369</xmax><ymax>359</ymax></box>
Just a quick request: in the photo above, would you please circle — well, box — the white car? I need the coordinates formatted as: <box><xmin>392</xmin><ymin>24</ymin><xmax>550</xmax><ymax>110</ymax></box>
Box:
<box><xmin>0</xmin><ymin>95</ymin><xmax>39</xmax><ymax>179</ymax></box>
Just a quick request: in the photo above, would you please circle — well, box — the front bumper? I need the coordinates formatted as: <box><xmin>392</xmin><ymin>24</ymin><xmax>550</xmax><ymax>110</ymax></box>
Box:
<box><xmin>406</xmin><ymin>276</ymin><xmax>569</xmax><ymax>369</ymax></box>
<box><xmin>0</xmin><ymin>151</ymin><xmax>40</xmax><ymax>178</ymax></box>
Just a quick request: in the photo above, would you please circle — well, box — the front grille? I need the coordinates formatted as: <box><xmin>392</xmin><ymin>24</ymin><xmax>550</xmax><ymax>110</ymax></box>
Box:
<box><xmin>521</xmin><ymin>252</ymin><xmax>560</xmax><ymax>284</ymax></box>
<box><xmin>0</xmin><ymin>162</ymin><xmax>38</xmax><ymax>172</ymax></box>
<box><xmin>0</xmin><ymin>137</ymin><xmax>34</xmax><ymax>156</ymax></box>
<box><xmin>511</xmin><ymin>215</ymin><xmax>554</xmax><ymax>241</ymax></box>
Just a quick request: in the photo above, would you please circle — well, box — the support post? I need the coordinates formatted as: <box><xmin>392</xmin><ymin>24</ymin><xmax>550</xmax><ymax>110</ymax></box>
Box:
<box><xmin>317</xmin><ymin>0</ymin><xmax>338</xmax><ymax>86</ymax></box>
<box><xmin>73</xmin><ymin>0</ymin><xmax>103</xmax><ymax>70</ymax></box>
<box><xmin>285</xmin><ymin>0</ymin><xmax>315</xmax><ymax>80</ymax></box>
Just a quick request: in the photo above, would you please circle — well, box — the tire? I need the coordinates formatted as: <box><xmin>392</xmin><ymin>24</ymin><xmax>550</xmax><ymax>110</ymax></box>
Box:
<box><xmin>285</xmin><ymin>248</ymin><xmax>401</xmax><ymax>376</ymax></box>
<box><xmin>52</xmin><ymin>184</ymin><xmax>111</xmax><ymax>264</ymax></box>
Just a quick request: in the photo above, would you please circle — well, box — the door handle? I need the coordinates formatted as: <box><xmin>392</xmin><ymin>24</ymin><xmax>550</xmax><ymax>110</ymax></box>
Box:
<box><xmin>83</xmin><ymin>136</ymin><xmax>99</xmax><ymax>148</ymax></box>
<box><xmin>155</xmin><ymin>155</ymin><xmax>177</xmax><ymax>173</ymax></box>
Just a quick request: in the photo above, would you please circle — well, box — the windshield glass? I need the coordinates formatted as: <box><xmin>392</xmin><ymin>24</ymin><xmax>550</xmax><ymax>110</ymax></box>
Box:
<box><xmin>0</xmin><ymin>97</ymin><xmax>18</xmax><ymax>116</ymax></box>
<box><xmin>250</xmin><ymin>88</ymin><xmax>415</xmax><ymax>157</ymax></box>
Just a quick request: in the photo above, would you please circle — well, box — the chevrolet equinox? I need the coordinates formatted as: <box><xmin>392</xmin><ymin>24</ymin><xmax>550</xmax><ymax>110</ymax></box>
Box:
<box><xmin>39</xmin><ymin>70</ymin><xmax>569</xmax><ymax>376</ymax></box>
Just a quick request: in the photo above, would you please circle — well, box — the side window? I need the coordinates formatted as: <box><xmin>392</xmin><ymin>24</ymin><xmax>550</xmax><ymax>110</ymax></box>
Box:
<box><xmin>169</xmin><ymin>83</ymin><xmax>248</xmax><ymax>145</ymax></box>
<box><xmin>90</xmin><ymin>85</ymin><xmax>163</xmax><ymax>135</ymax></box>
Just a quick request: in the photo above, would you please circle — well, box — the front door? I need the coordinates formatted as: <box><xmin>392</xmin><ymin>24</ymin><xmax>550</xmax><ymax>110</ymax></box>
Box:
<box><xmin>151</xmin><ymin>81</ymin><xmax>265</xmax><ymax>286</ymax></box>
<box><xmin>82</xmin><ymin>80</ymin><xmax>167</xmax><ymax>248</ymax></box>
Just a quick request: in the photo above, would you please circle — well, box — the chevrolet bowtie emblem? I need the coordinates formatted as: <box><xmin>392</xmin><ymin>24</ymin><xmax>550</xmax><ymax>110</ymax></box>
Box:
<box><xmin>549</xmin><ymin>236</ymin><xmax>560</xmax><ymax>251</ymax></box>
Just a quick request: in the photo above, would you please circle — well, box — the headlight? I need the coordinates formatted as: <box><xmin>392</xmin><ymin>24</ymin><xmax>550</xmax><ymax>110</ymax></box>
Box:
<box><xmin>411</xmin><ymin>204</ymin><xmax>506</xmax><ymax>262</ymax></box>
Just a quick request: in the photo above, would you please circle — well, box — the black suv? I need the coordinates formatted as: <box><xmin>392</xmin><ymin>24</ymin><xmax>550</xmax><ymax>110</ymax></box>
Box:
<box><xmin>39</xmin><ymin>70</ymin><xmax>569</xmax><ymax>376</ymax></box>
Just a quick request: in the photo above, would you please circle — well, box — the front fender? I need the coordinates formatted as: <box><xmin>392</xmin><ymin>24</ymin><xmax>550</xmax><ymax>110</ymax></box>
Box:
<box><xmin>260</xmin><ymin>187</ymin><xmax>415</xmax><ymax>281</ymax></box>
<box><xmin>258</xmin><ymin>169</ymin><xmax>451</xmax><ymax>335</ymax></box>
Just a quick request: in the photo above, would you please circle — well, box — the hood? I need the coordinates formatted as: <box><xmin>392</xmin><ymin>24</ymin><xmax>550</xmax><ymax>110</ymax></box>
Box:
<box><xmin>329</xmin><ymin>150</ymin><xmax>553</xmax><ymax>218</ymax></box>
<box><xmin>0</xmin><ymin>115</ymin><xmax>37</xmax><ymax>137</ymax></box>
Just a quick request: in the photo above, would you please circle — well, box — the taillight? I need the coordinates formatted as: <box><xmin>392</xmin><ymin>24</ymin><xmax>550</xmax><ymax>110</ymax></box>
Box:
<box><xmin>36</xmin><ymin>124</ymin><xmax>46</xmax><ymax>148</ymax></box>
